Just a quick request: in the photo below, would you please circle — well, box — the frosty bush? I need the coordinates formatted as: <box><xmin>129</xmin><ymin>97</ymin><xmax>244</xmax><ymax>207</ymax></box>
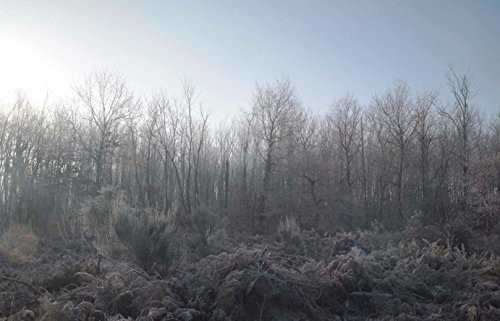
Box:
<box><xmin>114</xmin><ymin>209</ymin><xmax>179</xmax><ymax>270</ymax></box>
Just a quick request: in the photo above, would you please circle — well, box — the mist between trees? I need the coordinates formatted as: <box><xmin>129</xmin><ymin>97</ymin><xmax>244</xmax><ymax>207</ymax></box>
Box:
<box><xmin>0</xmin><ymin>68</ymin><xmax>498</xmax><ymax>238</ymax></box>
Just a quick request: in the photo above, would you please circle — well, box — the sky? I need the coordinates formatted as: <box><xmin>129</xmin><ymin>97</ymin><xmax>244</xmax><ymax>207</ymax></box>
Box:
<box><xmin>0</xmin><ymin>0</ymin><xmax>499</xmax><ymax>119</ymax></box>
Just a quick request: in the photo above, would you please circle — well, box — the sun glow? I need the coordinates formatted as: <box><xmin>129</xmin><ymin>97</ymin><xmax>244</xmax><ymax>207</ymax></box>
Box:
<box><xmin>0</xmin><ymin>32</ymin><xmax>69</xmax><ymax>104</ymax></box>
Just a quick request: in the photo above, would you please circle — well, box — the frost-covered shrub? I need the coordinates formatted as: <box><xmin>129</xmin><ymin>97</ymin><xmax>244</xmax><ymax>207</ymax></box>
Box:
<box><xmin>186</xmin><ymin>206</ymin><xmax>228</xmax><ymax>257</ymax></box>
<box><xmin>82</xmin><ymin>186</ymin><xmax>114</xmax><ymax>227</ymax></box>
<box><xmin>277</xmin><ymin>216</ymin><xmax>305</xmax><ymax>255</ymax></box>
<box><xmin>78</xmin><ymin>186</ymin><xmax>119</xmax><ymax>249</ymax></box>
<box><xmin>114</xmin><ymin>209</ymin><xmax>180</xmax><ymax>270</ymax></box>
<box><xmin>278</xmin><ymin>216</ymin><xmax>301</xmax><ymax>239</ymax></box>
<box><xmin>444</xmin><ymin>212</ymin><xmax>474</xmax><ymax>251</ymax></box>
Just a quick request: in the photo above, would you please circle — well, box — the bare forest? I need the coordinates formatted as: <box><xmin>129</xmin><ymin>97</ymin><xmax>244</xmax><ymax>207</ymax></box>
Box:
<box><xmin>1</xmin><ymin>69</ymin><xmax>500</xmax><ymax>321</ymax></box>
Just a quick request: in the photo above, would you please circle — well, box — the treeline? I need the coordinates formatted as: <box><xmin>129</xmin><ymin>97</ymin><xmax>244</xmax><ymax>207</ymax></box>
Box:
<box><xmin>0</xmin><ymin>70</ymin><xmax>498</xmax><ymax>236</ymax></box>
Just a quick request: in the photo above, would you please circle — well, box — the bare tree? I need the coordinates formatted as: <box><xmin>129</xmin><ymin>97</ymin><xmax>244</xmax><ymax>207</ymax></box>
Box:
<box><xmin>215</xmin><ymin>125</ymin><xmax>235</xmax><ymax>211</ymax></box>
<box><xmin>251</xmin><ymin>79</ymin><xmax>301</xmax><ymax>228</ymax></box>
<box><xmin>152</xmin><ymin>84</ymin><xmax>209</xmax><ymax>216</ymax></box>
<box><xmin>71</xmin><ymin>72</ymin><xmax>136</xmax><ymax>190</ymax></box>
<box><xmin>439</xmin><ymin>68</ymin><xmax>478</xmax><ymax>209</ymax></box>
<box><xmin>293</xmin><ymin>111</ymin><xmax>325</xmax><ymax>226</ymax></box>
<box><xmin>415</xmin><ymin>92</ymin><xmax>437</xmax><ymax>217</ymax></box>
<box><xmin>374</xmin><ymin>82</ymin><xmax>417</xmax><ymax>222</ymax></box>
<box><xmin>329</xmin><ymin>95</ymin><xmax>361</xmax><ymax>195</ymax></box>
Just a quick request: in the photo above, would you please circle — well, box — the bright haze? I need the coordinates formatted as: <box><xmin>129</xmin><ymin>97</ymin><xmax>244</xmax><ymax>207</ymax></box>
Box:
<box><xmin>0</xmin><ymin>0</ymin><xmax>499</xmax><ymax>117</ymax></box>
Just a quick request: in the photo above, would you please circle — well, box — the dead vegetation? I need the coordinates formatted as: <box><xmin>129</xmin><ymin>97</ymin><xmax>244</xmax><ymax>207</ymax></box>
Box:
<box><xmin>2</xmin><ymin>217</ymin><xmax>500</xmax><ymax>321</ymax></box>
<box><xmin>0</xmin><ymin>225</ymin><xmax>39</xmax><ymax>265</ymax></box>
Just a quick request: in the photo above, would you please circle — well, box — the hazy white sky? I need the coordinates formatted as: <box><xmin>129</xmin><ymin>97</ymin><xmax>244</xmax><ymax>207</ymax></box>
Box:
<box><xmin>0</xmin><ymin>0</ymin><xmax>499</xmax><ymax>118</ymax></box>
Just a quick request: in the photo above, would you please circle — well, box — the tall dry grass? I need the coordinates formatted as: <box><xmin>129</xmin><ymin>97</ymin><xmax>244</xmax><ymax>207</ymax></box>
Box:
<box><xmin>0</xmin><ymin>224</ymin><xmax>39</xmax><ymax>264</ymax></box>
